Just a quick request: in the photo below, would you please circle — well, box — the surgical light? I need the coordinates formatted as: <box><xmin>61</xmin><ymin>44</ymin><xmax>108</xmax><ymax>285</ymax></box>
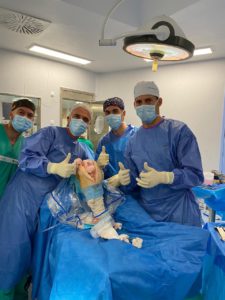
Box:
<box><xmin>99</xmin><ymin>0</ymin><xmax>195</xmax><ymax>72</ymax></box>
<box><xmin>144</xmin><ymin>47</ymin><xmax>212</xmax><ymax>63</ymax></box>
<box><xmin>29</xmin><ymin>45</ymin><xmax>91</xmax><ymax>65</ymax></box>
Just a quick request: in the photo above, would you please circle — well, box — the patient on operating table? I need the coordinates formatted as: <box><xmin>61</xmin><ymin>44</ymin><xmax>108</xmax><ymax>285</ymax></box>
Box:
<box><xmin>76</xmin><ymin>159</ymin><xmax>143</xmax><ymax>248</ymax></box>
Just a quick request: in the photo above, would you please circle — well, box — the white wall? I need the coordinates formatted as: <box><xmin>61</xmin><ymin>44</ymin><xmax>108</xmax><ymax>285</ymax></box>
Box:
<box><xmin>96</xmin><ymin>59</ymin><xmax>225</xmax><ymax>171</ymax></box>
<box><xmin>0</xmin><ymin>49</ymin><xmax>96</xmax><ymax>127</ymax></box>
<box><xmin>0</xmin><ymin>48</ymin><xmax>224</xmax><ymax>171</ymax></box>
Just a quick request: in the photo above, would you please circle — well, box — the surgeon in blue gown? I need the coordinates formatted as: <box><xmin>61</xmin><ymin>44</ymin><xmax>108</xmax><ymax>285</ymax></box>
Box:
<box><xmin>0</xmin><ymin>103</ymin><xmax>94</xmax><ymax>295</ymax></box>
<box><xmin>118</xmin><ymin>81</ymin><xmax>204</xmax><ymax>227</ymax></box>
<box><xmin>96</xmin><ymin>97</ymin><xmax>137</xmax><ymax>180</ymax></box>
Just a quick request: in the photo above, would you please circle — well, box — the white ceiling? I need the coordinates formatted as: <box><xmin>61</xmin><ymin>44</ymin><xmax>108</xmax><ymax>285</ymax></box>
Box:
<box><xmin>0</xmin><ymin>0</ymin><xmax>224</xmax><ymax>73</ymax></box>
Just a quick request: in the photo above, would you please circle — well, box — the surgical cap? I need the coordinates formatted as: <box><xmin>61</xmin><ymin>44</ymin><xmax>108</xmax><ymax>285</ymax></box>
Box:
<box><xmin>71</xmin><ymin>103</ymin><xmax>93</xmax><ymax>119</ymax></box>
<box><xmin>134</xmin><ymin>81</ymin><xmax>159</xmax><ymax>98</ymax></box>
<box><xmin>103</xmin><ymin>97</ymin><xmax>125</xmax><ymax>112</ymax></box>
<box><xmin>12</xmin><ymin>98</ymin><xmax>36</xmax><ymax>112</ymax></box>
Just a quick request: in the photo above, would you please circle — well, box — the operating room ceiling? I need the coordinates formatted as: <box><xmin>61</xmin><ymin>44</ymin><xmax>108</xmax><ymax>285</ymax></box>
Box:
<box><xmin>0</xmin><ymin>0</ymin><xmax>224</xmax><ymax>73</ymax></box>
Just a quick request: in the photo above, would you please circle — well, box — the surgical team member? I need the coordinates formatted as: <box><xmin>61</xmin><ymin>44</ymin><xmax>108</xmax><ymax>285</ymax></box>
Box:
<box><xmin>0</xmin><ymin>98</ymin><xmax>35</xmax><ymax>200</ymax></box>
<box><xmin>123</xmin><ymin>81</ymin><xmax>204</xmax><ymax>227</ymax></box>
<box><xmin>66</xmin><ymin>115</ymin><xmax>94</xmax><ymax>151</ymax></box>
<box><xmin>96</xmin><ymin>97</ymin><xmax>137</xmax><ymax>183</ymax></box>
<box><xmin>0</xmin><ymin>103</ymin><xmax>93</xmax><ymax>299</ymax></box>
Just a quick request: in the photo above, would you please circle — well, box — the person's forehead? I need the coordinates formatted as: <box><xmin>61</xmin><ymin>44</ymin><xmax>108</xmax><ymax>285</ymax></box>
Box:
<box><xmin>71</xmin><ymin>107</ymin><xmax>90</xmax><ymax>118</ymax></box>
<box><xmin>135</xmin><ymin>94</ymin><xmax>157</xmax><ymax>101</ymax></box>
<box><xmin>105</xmin><ymin>105</ymin><xmax>122</xmax><ymax>111</ymax></box>
<box><xmin>13</xmin><ymin>106</ymin><xmax>34</xmax><ymax>114</ymax></box>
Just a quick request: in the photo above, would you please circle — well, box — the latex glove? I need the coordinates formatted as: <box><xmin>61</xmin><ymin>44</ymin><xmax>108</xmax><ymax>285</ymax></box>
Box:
<box><xmin>47</xmin><ymin>153</ymin><xmax>77</xmax><ymax>178</ymax></box>
<box><xmin>136</xmin><ymin>162</ymin><xmax>174</xmax><ymax>188</ymax></box>
<box><xmin>108</xmin><ymin>162</ymin><xmax>130</xmax><ymax>187</ymax></box>
<box><xmin>74</xmin><ymin>158</ymin><xmax>82</xmax><ymax>174</ymax></box>
<box><xmin>97</xmin><ymin>146</ymin><xmax>109</xmax><ymax>168</ymax></box>
<box><xmin>107</xmin><ymin>174</ymin><xmax>120</xmax><ymax>187</ymax></box>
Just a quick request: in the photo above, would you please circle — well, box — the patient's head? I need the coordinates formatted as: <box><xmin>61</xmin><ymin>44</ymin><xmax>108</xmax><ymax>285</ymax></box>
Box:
<box><xmin>82</xmin><ymin>160</ymin><xmax>96</xmax><ymax>178</ymax></box>
<box><xmin>77</xmin><ymin>159</ymin><xmax>103</xmax><ymax>189</ymax></box>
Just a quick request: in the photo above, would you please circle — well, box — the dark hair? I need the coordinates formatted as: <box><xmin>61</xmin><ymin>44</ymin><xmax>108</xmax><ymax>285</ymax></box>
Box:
<box><xmin>12</xmin><ymin>99</ymin><xmax>36</xmax><ymax>112</ymax></box>
<box><xmin>103</xmin><ymin>97</ymin><xmax>125</xmax><ymax>112</ymax></box>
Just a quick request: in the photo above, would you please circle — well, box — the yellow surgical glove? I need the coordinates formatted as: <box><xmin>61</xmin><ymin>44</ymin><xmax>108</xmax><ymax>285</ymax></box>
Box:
<box><xmin>108</xmin><ymin>162</ymin><xmax>130</xmax><ymax>187</ymax></box>
<box><xmin>47</xmin><ymin>153</ymin><xmax>77</xmax><ymax>178</ymax></box>
<box><xmin>136</xmin><ymin>162</ymin><xmax>174</xmax><ymax>188</ymax></box>
<box><xmin>97</xmin><ymin>146</ymin><xmax>109</xmax><ymax>168</ymax></box>
<box><xmin>107</xmin><ymin>174</ymin><xmax>120</xmax><ymax>187</ymax></box>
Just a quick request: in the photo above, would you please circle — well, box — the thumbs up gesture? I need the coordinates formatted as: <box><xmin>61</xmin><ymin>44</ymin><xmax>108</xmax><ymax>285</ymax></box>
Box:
<box><xmin>63</xmin><ymin>153</ymin><xmax>71</xmax><ymax>164</ymax></box>
<box><xmin>136</xmin><ymin>162</ymin><xmax>174</xmax><ymax>188</ymax></box>
<box><xmin>107</xmin><ymin>162</ymin><xmax>130</xmax><ymax>187</ymax></box>
<box><xmin>97</xmin><ymin>145</ymin><xmax>109</xmax><ymax>168</ymax></box>
<box><xmin>47</xmin><ymin>153</ymin><xmax>77</xmax><ymax>178</ymax></box>
<box><xmin>118</xmin><ymin>162</ymin><xmax>130</xmax><ymax>185</ymax></box>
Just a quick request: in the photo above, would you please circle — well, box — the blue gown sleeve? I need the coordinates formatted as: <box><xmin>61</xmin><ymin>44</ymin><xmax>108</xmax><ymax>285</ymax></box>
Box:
<box><xmin>19</xmin><ymin>127</ymin><xmax>55</xmax><ymax>177</ymax></box>
<box><xmin>95</xmin><ymin>140</ymin><xmax>102</xmax><ymax>161</ymax></box>
<box><xmin>120</xmin><ymin>139</ymin><xmax>140</xmax><ymax>194</ymax></box>
<box><xmin>170</xmin><ymin>126</ymin><xmax>204</xmax><ymax>190</ymax></box>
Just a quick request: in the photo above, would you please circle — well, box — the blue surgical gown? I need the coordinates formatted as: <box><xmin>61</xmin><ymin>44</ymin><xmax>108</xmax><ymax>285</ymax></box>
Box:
<box><xmin>0</xmin><ymin>126</ymin><xmax>92</xmax><ymax>290</ymax></box>
<box><xmin>124</xmin><ymin>119</ymin><xmax>204</xmax><ymax>227</ymax></box>
<box><xmin>95</xmin><ymin>125</ymin><xmax>137</xmax><ymax>178</ymax></box>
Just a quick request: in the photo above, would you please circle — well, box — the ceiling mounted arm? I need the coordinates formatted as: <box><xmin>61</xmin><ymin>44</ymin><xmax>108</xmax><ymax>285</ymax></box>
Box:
<box><xmin>99</xmin><ymin>0</ymin><xmax>171</xmax><ymax>46</ymax></box>
<box><xmin>99</xmin><ymin>27</ymin><xmax>171</xmax><ymax>46</ymax></box>
<box><xmin>99</xmin><ymin>0</ymin><xmax>125</xmax><ymax>46</ymax></box>
<box><xmin>99</xmin><ymin>0</ymin><xmax>195</xmax><ymax>72</ymax></box>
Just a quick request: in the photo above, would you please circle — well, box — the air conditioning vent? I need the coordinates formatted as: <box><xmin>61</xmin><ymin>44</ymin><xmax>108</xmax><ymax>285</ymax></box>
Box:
<box><xmin>0</xmin><ymin>7</ymin><xmax>50</xmax><ymax>35</ymax></box>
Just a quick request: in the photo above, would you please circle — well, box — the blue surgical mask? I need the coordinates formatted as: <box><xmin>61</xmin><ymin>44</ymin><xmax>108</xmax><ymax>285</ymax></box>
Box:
<box><xmin>135</xmin><ymin>105</ymin><xmax>157</xmax><ymax>123</ymax></box>
<box><xmin>69</xmin><ymin>118</ymin><xmax>87</xmax><ymax>136</ymax></box>
<box><xmin>105</xmin><ymin>114</ymin><xmax>122</xmax><ymax>130</ymax></box>
<box><xmin>12</xmin><ymin>115</ymin><xmax>33</xmax><ymax>133</ymax></box>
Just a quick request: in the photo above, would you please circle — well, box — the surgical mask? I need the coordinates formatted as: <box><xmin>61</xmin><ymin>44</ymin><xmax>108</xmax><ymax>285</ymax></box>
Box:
<box><xmin>69</xmin><ymin>118</ymin><xmax>87</xmax><ymax>136</ymax></box>
<box><xmin>135</xmin><ymin>105</ymin><xmax>157</xmax><ymax>123</ymax></box>
<box><xmin>12</xmin><ymin>115</ymin><xmax>33</xmax><ymax>133</ymax></box>
<box><xmin>105</xmin><ymin>114</ymin><xmax>122</xmax><ymax>130</ymax></box>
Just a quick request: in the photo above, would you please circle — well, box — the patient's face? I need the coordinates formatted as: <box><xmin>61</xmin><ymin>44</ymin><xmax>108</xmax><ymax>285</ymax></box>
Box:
<box><xmin>82</xmin><ymin>160</ymin><xmax>95</xmax><ymax>176</ymax></box>
<box><xmin>77</xmin><ymin>159</ymin><xmax>103</xmax><ymax>188</ymax></box>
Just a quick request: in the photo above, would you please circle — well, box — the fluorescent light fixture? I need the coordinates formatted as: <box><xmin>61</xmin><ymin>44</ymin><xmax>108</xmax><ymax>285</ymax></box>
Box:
<box><xmin>29</xmin><ymin>45</ymin><xmax>91</xmax><ymax>65</ymax></box>
<box><xmin>194</xmin><ymin>48</ymin><xmax>212</xmax><ymax>56</ymax></box>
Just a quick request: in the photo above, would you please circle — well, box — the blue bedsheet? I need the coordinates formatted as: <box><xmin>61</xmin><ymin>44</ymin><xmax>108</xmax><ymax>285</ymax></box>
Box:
<box><xmin>32</xmin><ymin>196</ymin><xmax>209</xmax><ymax>300</ymax></box>
<box><xmin>202</xmin><ymin>222</ymin><xmax>225</xmax><ymax>300</ymax></box>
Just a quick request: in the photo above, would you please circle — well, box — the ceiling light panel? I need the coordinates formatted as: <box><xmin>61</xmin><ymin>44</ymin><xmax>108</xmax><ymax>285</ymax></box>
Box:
<box><xmin>29</xmin><ymin>45</ymin><xmax>91</xmax><ymax>65</ymax></box>
<box><xmin>194</xmin><ymin>48</ymin><xmax>212</xmax><ymax>56</ymax></box>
